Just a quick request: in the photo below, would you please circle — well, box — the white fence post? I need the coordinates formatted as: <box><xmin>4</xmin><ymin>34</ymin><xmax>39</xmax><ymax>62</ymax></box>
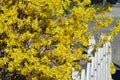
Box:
<box><xmin>90</xmin><ymin>57</ymin><xmax>95</xmax><ymax>80</ymax></box>
<box><xmin>86</xmin><ymin>63</ymin><xmax>91</xmax><ymax>80</ymax></box>
<box><xmin>103</xmin><ymin>44</ymin><xmax>107</xmax><ymax>80</ymax></box>
<box><xmin>81</xmin><ymin>69</ymin><xmax>86</xmax><ymax>80</ymax></box>
<box><xmin>97</xmin><ymin>49</ymin><xmax>101</xmax><ymax>80</ymax></box>
<box><xmin>94</xmin><ymin>52</ymin><xmax>98</xmax><ymax>80</ymax></box>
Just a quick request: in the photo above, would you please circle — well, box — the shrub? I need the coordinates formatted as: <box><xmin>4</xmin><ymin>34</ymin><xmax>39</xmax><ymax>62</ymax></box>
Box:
<box><xmin>0</xmin><ymin>0</ymin><xmax>119</xmax><ymax>80</ymax></box>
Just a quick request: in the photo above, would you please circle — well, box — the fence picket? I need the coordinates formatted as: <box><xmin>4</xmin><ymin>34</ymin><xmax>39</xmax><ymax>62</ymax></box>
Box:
<box><xmin>86</xmin><ymin>63</ymin><xmax>91</xmax><ymax>80</ymax></box>
<box><xmin>90</xmin><ymin>57</ymin><xmax>95</xmax><ymax>80</ymax></box>
<box><xmin>81</xmin><ymin>69</ymin><xmax>86</xmax><ymax>80</ymax></box>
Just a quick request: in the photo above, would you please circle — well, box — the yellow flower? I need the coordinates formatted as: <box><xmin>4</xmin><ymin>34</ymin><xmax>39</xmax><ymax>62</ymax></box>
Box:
<box><xmin>110</xmin><ymin>62</ymin><xmax>114</xmax><ymax>67</ymax></box>
<box><xmin>108</xmin><ymin>7</ymin><xmax>112</xmax><ymax>12</ymax></box>
<box><xmin>110</xmin><ymin>62</ymin><xmax>116</xmax><ymax>74</ymax></box>
<box><xmin>110</xmin><ymin>68</ymin><xmax>116</xmax><ymax>74</ymax></box>
<box><xmin>8</xmin><ymin>62</ymin><xmax>15</xmax><ymax>72</ymax></box>
<box><xmin>18</xmin><ymin>2</ymin><xmax>26</xmax><ymax>9</ymax></box>
<box><xmin>32</xmin><ymin>77</ymin><xmax>38</xmax><ymax>80</ymax></box>
<box><xmin>32</xmin><ymin>19</ymin><xmax>39</xmax><ymax>31</ymax></box>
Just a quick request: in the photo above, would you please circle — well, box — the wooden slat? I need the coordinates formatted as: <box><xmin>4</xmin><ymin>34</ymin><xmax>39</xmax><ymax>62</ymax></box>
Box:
<box><xmin>97</xmin><ymin>49</ymin><xmax>101</xmax><ymax>80</ymax></box>
<box><xmin>100</xmin><ymin>48</ymin><xmax>104</xmax><ymax>80</ymax></box>
<box><xmin>91</xmin><ymin>57</ymin><xmax>95</xmax><ymax>80</ymax></box>
<box><xmin>94</xmin><ymin>52</ymin><xmax>98</xmax><ymax>80</ymax></box>
<box><xmin>103</xmin><ymin>44</ymin><xmax>107</xmax><ymax>80</ymax></box>
<box><xmin>86</xmin><ymin>63</ymin><xmax>91</xmax><ymax>80</ymax></box>
<box><xmin>81</xmin><ymin>69</ymin><xmax>86</xmax><ymax>80</ymax></box>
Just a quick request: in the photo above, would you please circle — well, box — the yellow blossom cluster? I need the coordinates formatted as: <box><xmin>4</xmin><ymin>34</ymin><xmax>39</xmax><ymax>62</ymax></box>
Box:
<box><xmin>109</xmin><ymin>20</ymin><xmax>120</xmax><ymax>42</ymax></box>
<box><xmin>0</xmin><ymin>0</ymin><xmax>118</xmax><ymax>80</ymax></box>
<box><xmin>110</xmin><ymin>62</ymin><xmax>116</xmax><ymax>74</ymax></box>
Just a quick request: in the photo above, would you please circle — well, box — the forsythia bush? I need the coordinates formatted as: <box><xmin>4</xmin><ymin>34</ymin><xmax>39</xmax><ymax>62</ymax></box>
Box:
<box><xmin>0</xmin><ymin>0</ymin><xmax>119</xmax><ymax>80</ymax></box>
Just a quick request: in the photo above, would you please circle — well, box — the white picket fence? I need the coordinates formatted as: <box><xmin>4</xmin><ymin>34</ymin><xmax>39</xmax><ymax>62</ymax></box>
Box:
<box><xmin>72</xmin><ymin>36</ymin><xmax>112</xmax><ymax>80</ymax></box>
